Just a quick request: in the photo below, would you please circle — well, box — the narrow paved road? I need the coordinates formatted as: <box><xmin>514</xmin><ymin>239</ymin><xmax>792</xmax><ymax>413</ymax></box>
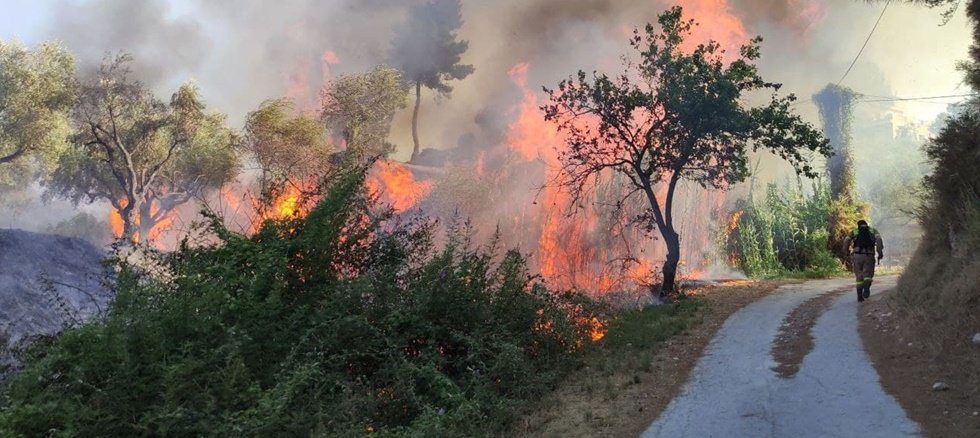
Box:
<box><xmin>644</xmin><ymin>276</ymin><xmax>919</xmax><ymax>438</ymax></box>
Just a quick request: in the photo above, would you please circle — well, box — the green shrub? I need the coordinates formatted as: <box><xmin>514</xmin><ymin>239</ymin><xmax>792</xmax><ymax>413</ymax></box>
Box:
<box><xmin>0</xmin><ymin>168</ymin><xmax>599</xmax><ymax>436</ymax></box>
<box><xmin>723</xmin><ymin>182</ymin><xmax>843</xmax><ymax>278</ymax></box>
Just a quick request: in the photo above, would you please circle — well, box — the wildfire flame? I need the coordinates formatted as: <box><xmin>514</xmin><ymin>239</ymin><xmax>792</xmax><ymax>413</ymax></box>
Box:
<box><xmin>588</xmin><ymin>316</ymin><xmax>607</xmax><ymax>342</ymax></box>
<box><xmin>108</xmin><ymin>197</ymin><xmax>178</xmax><ymax>248</ymax></box>
<box><xmin>367</xmin><ymin>161</ymin><xmax>433</xmax><ymax>213</ymax></box>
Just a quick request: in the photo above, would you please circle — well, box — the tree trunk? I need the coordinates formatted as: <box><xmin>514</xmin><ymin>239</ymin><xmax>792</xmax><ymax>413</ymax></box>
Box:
<box><xmin>138</xmin><ymin>201</ymin><xmax>156</xmax><ymax>245</ymax></box>
<box><xmin>410</xmin><ymin>80</ymin><xmax>421</xmax><ymax>162</ymax></box>
<box><xmin>121</xmin><ymin>201</ymin><xmax>141</xmax><ymax>246</ymax></box>
<box><xmin>660</xmin><ymin>226</ymin><xmax>681</xmax><ymax>298</ymax></box>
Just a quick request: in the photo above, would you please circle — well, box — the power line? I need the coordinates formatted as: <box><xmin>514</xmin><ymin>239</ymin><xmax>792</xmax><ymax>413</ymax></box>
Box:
<box><xmin>857</xmin><ymin>93</ymin><xmax>977</xmax><ymax>103</ymax></box>
<box><xmin>791</xmin><ymin>92</ymin><xmax>975</xmax><ymax>109</ymax></box>
<box><xmin>837</xmin><ymin>0</ymin><xmax>891</xmax><ymax>86</ymax></box>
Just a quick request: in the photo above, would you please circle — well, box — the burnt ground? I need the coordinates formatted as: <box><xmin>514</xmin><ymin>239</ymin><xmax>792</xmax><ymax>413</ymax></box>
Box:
<box><xmin>0</xmin><ymin>229</ymin><xmax>111</xmax><ymax>376</ymax></box>
<box><xmin>514</xmin><ymin>279</ymin><xmax>794</xmax><ymax>437</ymax></box>
<box><xmin>859</xmin><ymin>289</ymin><xmax>980</xmax><ymax>437</ymax></box>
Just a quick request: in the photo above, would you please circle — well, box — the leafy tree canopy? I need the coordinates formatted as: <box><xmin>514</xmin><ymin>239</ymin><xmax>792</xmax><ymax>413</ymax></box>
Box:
<box><xmin>390</xmin><ymin>0</ymin><xmax>474</xmax><ymax>94</ymax></box>
<box><xmin>243</xmin><ymin>97</ymin><xmax>331</xmax><ymax>193</ymax></box>
<box><xmin>46</xmin><ymin>55</ymin><xmax>239</xmax><ymax>243</ymax></box>
<box><xmin>543</xmin><ymin>7</ymin><xmax>830</xmax><ymax>295</ymax></box>
<box><xmin>0</xmin><ymin>40</ymin><xmax>76</xmax><ymax>191</ymax></box>
<box><xmin>320</xmin><ymin>65</ymin><xmax>408</xmax><ymax>162</ymax></box>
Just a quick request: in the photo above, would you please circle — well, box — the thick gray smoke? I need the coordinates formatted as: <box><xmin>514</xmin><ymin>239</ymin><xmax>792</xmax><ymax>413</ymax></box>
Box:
<box><xmin>47</xmin><ymin>0</ymin><xmax>209</xmax><ymax>84</ymax></box>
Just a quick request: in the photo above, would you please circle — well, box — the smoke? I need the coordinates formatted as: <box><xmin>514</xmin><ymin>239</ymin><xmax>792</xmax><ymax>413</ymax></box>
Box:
<box><xmin>5</xmin><ymin>0</ymin><xmax>970</xmax><ymax>282</ymax></box>
<box><xmin>46</xmin><ymin>0</ymin><xmax>209</xmax><ymax>84</ymax></box>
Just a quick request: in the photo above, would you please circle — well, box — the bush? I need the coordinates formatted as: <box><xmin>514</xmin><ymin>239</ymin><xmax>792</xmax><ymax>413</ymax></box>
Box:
<box><xmin>894</xmin><ymin>105</ymin><xmax>980</xmax><ymax>354</ymax></box>
<box><xmin>0</xmin><ymin>168</ymin><xmax>600</xmax><ymax>436</ymax></box>
<box><xmin>723</xmin><ymin>182</ymin><xmax>843</xmax><ymax>278</ymax></box>
<box><xmin>43</xmin><ymin>212</ymin><xmax>111</xmax><ymax>244</ymax></box>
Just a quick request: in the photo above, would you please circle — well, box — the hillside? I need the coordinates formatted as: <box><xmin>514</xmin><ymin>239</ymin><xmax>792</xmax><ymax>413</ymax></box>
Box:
<box><xmin>0</xmin><ymin>229</ymin><xmax>111</xmax><ymax>374</ymax></box>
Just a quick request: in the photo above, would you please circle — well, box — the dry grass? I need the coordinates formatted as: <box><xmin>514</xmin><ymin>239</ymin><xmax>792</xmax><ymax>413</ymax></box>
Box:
<box><xmin>510</xmin><ymin>279</ymin><xmax>793</xmax><ymax>437</ymax></box>
<box><xmin>893</xmin><ymin>237</ymin><xmax>980</xmax><ymax>355</ymax></box>
<box><xmin>869</xmin><ymin>208</ymin><xmax>980</xmax><ymax>436</ymax></box>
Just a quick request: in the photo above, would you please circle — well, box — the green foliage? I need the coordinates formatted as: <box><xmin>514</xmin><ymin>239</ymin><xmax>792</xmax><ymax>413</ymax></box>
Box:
<box><xmin>46</xmin><ymin>55</ymin><xmax>239</xmax><ymax>243</ymax></box>
<box><xmin>320</xmin><ymin>66</ymin><xmax>408</xmax><ymax>162</ymax></box>
<box><xmin>542</xmin><ymin>6</ymin><xmax>830</xmax><ymax>295</ymax></box>
<box><xmin>600</xmin><ymin>299</ymin><xmax>702</xmax><ymax>352</ymax></box>
<box><xmin>43</xmin><ymin>212</ymin><xmax>111</xmax><ymax>244</ymax></box>
<box><xmin>0</xmin><ymin>168</ymin><xmax>599</xmax><ymax>436</ymax></box>
<box><xmin>812</xmin><ymin>84</ymin><xmax>857</xmax><ymax>201</ymax></box>
<box><xmin>0</xmin><ymin>40</ymin><xmax>76</xmax><ymax>192</ymax></box>
<box><xmin>243</xmin><ymin>98</ymin><xmax>332</xmax><ymax>195</ymax></box>
<box><xmin>724</xmin><ymin>183</ymin><xmax>844</xmax><ymax>278</ymax></box>
<box><xmin>390</xmin><ymin>0</ymin><xmax>473</xmax><ymax>95</ymax></box>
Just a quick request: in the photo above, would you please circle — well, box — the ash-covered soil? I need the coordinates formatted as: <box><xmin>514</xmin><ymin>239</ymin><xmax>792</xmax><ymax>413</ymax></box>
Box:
<box><xmin>0</xmin><ymin>229</ymin><xmax>112</xmax><ymax>373</ymax></box>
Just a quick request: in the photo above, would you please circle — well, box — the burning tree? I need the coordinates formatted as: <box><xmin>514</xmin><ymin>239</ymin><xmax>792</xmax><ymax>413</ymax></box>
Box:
<box><xmin>48</xmin><ymin>55</ymin><xmax>239</xmax><ymax>245</ymax></box>
<box><xmin>320</xmin><ymin>66</ymin><xmax>408</xmax><ymax>163</ymax></box>
<box><xmin>389</xmin><ymin>0</ymin><xmax>474</xmax><ymax>162</ymax></box>
<box><xmin>0</xmin><ymin>40</ymin><xmax>75</xmax><ymax>191</ymax></box>
<box><xmin>243</xmin><ymin>97</ymin><xmax>331</xmax><ymax>197</ymax></box>
<box><xmin>542</xmin><ymin>7</ymin><xmax>830</xmax><ymax>297</ymax></box>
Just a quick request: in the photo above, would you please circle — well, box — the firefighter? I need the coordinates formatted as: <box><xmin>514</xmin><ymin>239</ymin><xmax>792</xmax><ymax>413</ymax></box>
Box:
<box><xmin>843</xmin><ymin>219</ymin><xmax>884</xmax><ymax>302</ymax></box>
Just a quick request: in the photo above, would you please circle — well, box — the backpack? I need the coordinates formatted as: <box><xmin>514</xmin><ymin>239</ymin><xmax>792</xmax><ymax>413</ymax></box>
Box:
<box><xmin>853</xmin><ymin>227</ymin><xmax>876</xmax><ymax>252</ymax></box>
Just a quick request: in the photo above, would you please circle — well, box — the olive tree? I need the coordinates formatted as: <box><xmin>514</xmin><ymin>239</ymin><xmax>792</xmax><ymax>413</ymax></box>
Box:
<box><xmin>320</xmin><ymin>66</ymin><xmax>408</xmax><ymax>163</ymax></box>
<box><xmin>0</xmin><ymin>40</ymin><xmax>75</xmax><ymax>191</ymax></box>
<box><xmin>48</xmin><ymin>55</ymin><xmax>238</xmax><ymax>244</ymax></box>
<box><xmin>243</xmin><ymin>98</ymin><xmax>331</xmax><ymax>196</ymax></box>
<box><xmin>542</xmin><ymin>7</ymin><xmax>831</xmax><ymax>297</ymax></box>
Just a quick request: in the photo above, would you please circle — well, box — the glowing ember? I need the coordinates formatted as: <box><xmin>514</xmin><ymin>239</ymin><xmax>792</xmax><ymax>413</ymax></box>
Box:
<box><xmin>589</xmin><ymin>316</ymin><xmax>607</xmax><ymax>342</ymax></box>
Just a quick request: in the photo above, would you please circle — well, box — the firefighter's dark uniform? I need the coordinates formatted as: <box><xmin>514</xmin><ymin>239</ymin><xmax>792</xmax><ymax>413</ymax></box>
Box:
<box><xmin>842</xmin><ymin>226</ymin><xmax>884</xmax><ymax>302</ymax></box>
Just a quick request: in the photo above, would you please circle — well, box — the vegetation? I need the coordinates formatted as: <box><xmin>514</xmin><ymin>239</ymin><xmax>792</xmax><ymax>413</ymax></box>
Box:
<box><xmin>0</xmin><ymin>167</ymin><xmax>603</xmax><ymax>436</ymax></box>
<box><xmin>542</xmin><ymin>7</ymin><xmax>830</xmax><ymax>297</ymax></box>
<box><xmin>46</xmin><ymin>55</ymin><xmax>239</xmax><ymax>244</ymax></box>
<box><xmin>320</xmin><ymin>66</ymin><xmax>408</xmax><ymax>163</ymax></box>
<box><xmin>812</xmin><ymin>84</ymin><xmax>868</xmax><ymax>265</ymax></box>
<box><xmin>389</xmin><ymin>0</ymin><xmax>474</xmax><ymax>162</ymax></box>
<box><xmin>0</xmin><ymin>40</ymin><xmax>75</xmax><ymax>192</ymax></box>
<box><xmin>724</xmin><ymin>183</ymin><xmax>843</xmax><ymax>278</ymax></box>
<box><xmin>43</xmin><ymin>212</ymin><xmax>111</xmax><ymax>244</ymax></box>
<box><xmin>889</xmin><ymin>0</ymin><xmax>979</xmax><ymax>356</ymax></box>
<box><xmin>243</xmin><ymin>97</ymin><xmax>332</xmax><ymax>196</ymax></box>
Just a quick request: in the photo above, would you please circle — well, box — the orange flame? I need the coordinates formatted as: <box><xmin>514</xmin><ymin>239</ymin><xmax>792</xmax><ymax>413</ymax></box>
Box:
<box><xmin>589</xmin><ymin>316</ymin><xmax>607</xmax><ymax>342</ymax></box>
<box><xmin>677</xmin><ymin>0</ymin><xmax>749</xmax><ymax>57</ymax></box>
<box><xmin>367</xmin><ymin>161</ymin><xmax>433</xmax><ymax>213</ymax></box>
<box><xmin>108</xmin><ymin>197</ymin><xmax>178</xmax><ymax>248</ymax></box>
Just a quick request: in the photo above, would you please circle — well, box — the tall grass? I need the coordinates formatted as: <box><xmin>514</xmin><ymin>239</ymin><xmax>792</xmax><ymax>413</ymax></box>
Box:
<box><xmin>723</xmin><ymin>182</ymin><xmax>843</xmax><ymax>278</ymax></box>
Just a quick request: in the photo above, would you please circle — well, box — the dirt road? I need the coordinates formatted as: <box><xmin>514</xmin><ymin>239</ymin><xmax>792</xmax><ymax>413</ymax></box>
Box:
<box><xmin>644</xmin><ymin>276</ymin><xmax>919</xmax><ymax>437</ymax></box>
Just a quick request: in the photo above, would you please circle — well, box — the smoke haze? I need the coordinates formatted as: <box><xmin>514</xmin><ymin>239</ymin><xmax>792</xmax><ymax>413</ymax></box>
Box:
<box><xmin>0</xmin><ymin>0</ymin><xmax>972</xmax><ymax>286</ymax></box>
